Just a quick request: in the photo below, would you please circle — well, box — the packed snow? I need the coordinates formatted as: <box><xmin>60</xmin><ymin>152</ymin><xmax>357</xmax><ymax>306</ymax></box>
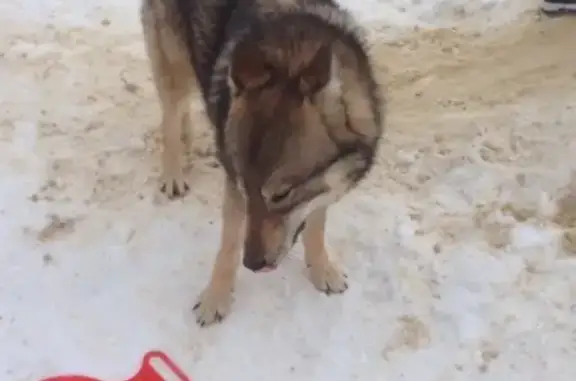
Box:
<box><xmin>2</xmin><ymin>0</ymin><xmax>576</xmax><ymax>380</ymax></box>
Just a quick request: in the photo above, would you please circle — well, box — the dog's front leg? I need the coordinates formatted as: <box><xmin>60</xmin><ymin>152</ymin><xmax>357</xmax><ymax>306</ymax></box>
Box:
<box><xmin>303</xmin><ymin>207</ymin><xmax>348</xmax><ymax>294</ymax></box>
<box><xmin>194</xmin><ymin>181</ymin><xmax>244</xmax><ymax>326</ymax></box>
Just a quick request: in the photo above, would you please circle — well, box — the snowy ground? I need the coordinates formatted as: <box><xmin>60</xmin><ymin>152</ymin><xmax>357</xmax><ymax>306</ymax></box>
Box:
<box><xmin>3</xmin><ymin>0</ymin><xmax>576</xmax><ymax>380</ymax></box>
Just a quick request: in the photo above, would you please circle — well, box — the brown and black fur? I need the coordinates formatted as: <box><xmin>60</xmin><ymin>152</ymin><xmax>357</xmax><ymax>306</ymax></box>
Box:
<box><xmin>140</xmin><ymin>0</ymin><xmax>384</xmax><ymax>326</ymax></box>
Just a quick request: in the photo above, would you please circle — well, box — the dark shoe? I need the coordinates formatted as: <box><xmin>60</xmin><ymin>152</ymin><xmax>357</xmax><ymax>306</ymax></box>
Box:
<box><xmin>541</xmin><ymin>0</ymin><xmax>576</xmax><ymax>15</ymax></box>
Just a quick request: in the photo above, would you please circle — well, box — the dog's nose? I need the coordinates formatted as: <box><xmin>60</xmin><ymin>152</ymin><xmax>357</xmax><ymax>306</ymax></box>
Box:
<box><xmin>243</xmin><ymin>255</ymin><xmax>267</xmax><ymax>272</ymax></box>
<box><xmin>243</xmin><ymin>256</ymin><xmax>275</xmax><ymax>273</ymax></box>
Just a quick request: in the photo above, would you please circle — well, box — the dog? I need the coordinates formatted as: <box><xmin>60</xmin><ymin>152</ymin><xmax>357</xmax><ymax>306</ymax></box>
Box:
<box><xmin>140</xmin><ymin>0</ymin><xmax>384</xmax><ymax>326</ymax></box>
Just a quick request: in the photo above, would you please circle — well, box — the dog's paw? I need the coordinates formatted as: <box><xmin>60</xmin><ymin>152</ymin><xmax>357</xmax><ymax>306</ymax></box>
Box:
<box><xmin>309</xmin><ymin>261</ymin><xmax>348</xmax><ymax>295</ymax></box>
<box><xmin>193</xmin><ymin>287</ymin><xmax>233</xmax><ymax>327</ymax></box>
<box><xmin>159</xmin><ymin>173</ymin><xmax>189</xmax><ymax>199</ymax></box>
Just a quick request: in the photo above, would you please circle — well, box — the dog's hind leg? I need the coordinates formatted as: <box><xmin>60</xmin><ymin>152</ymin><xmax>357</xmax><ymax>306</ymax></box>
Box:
<box><xmin>303</xmin><ymin>207</ymin><xmax>348</xmax><ymax>294</ymax></box>
<box><xmin>141</xmin><ymin>2</ymin><xmax>196</xmax><ymax>199</ymax></box>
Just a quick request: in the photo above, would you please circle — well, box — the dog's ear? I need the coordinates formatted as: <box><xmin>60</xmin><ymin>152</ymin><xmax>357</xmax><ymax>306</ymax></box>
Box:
<box><xmin>298</xmin><ymin>44</ymin><xmax>332</xmax><ymax>96</ymax></box>
<box><xmin>230</xmin><ymin>40</ymin><xmax>271</xmax><ymax>92</ymax></box>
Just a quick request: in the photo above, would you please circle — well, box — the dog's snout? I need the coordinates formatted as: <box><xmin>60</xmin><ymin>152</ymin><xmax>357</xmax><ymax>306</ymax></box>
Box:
<box><xmin>243</xmin><ymin>255</ymin><xmax>273</xmax><ymax>272</ymax></box>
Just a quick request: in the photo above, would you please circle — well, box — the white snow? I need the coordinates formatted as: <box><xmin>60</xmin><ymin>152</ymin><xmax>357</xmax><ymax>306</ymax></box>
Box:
<box><xmin>2</xmin><ymin>0</ymin><xmax>576</xmax><ymax>380</ymax></box>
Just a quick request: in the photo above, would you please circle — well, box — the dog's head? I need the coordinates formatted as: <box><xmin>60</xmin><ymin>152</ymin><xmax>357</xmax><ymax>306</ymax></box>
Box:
<box><xmin>223</xmin><ymin>20</ymin><xmax>378</xmax><ymax>272</ymax></box>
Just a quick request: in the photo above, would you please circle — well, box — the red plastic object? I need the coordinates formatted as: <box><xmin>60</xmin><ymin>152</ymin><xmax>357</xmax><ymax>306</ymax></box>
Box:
<box><xmin>41</xmin><ymin>350</ymin><xmax>191</xmax><ymax>381</ymax></box>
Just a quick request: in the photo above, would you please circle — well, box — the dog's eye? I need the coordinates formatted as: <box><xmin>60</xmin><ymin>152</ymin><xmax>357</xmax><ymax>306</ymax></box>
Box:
<box><xmin>268</xmin><ymin>186</ymin><xmax>293</xmax><ymax>204</ymax></box>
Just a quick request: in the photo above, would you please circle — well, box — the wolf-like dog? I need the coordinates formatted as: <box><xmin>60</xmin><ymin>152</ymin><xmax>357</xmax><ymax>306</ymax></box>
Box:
<box><xmin>140</xmin><ymin>0</ymin><xmax>384</xmax><ymax>326</ymax></box>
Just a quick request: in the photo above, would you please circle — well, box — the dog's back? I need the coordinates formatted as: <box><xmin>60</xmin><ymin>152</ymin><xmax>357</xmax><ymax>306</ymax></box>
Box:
<box><xmin>141</xmin><ymin>0</ymin><xmax>239</xmax><ymax>96</ymax></box>
<box><xmin>141</xmin><ymin>0</ymin><xmax>343</xmax><ymax>104</ymax></box>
